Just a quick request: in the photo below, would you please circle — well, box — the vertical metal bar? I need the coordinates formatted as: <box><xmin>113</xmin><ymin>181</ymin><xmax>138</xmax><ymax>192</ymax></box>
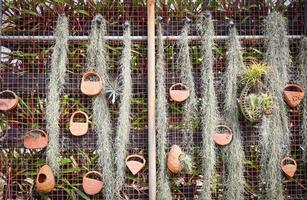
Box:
<box><xmin>147</xmin><ymin>0</ymin><xmax>156</xmax><ymax>199</ymax></box>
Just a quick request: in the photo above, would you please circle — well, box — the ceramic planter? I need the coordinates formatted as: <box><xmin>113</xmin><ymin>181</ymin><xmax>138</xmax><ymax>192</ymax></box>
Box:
<box><xmin>125</xmin><ymin>154</ymin><xmax>146</xmax><ymax>175</ymax></box>
<box><xmin>283</xmin><ymin>83</ymin><xmax>305</xmax><ymax>108</ymax></box>
<box><xmin>69</xmin><ymin>111</ymin><xmax>89</xmax><ymax>136</ymax></box>
<box><xmin>167</xmin><ymin>145</ymin><xmax>183</xmax><ymax>174</ymax></box>
<box><xmin>24</xmin><ymin>129</ymin><xmax>48</xmax><ymax>149</ymax></box>
<box><xmin>213</xmin><ymin>125</ymin><xmax>233</xmax><ymax>146</ymax></box>
<box><xmin>80</xmin><ymin>71</ymin><xmax>103</xmax><ymax>96</ymax></box>
<box><xmin>0</xmin><ymin>90</ymin><xmax>18</xmax><ymax>111</ymax></box>
<box><xmin>82</xmin><ymin>171</ymin><xmax>104</xmax><ymax>195</ymax></box>
<box><xmin>281</xmin><ymin>156</ymin><xmax>297</xmax><ymax>178</ymax></box>
<box><xmin>35</xmin><ymin>165</ymin><xmax>55</xmax><ymax>193</ymax></box>
<box><xmin>169</xmin><ymin>83</ymin><xmax>190</xmax><ymax>102</ymax></box>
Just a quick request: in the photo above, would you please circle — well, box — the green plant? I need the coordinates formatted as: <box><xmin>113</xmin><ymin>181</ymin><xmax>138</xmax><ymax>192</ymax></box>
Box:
<box><xmin>179</xmin><ymin>153</ymin><xmax>193</xmax><ymax>174</ymax></box>
<box><xmin>241</xmin><ymin>62</ymin><xmax>269</xmax><ymax>85</ymax></box>
<box><xmin>244</xmin><ymin>93</ymin><xmax>273</xmax><ymax>121</ymax></box>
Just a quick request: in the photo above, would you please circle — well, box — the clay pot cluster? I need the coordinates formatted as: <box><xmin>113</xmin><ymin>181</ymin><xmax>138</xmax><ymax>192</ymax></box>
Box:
<box><xmin>283</xmin><ymin>83</ymin><xmax>305</xmax><ymax>108</ymax></box>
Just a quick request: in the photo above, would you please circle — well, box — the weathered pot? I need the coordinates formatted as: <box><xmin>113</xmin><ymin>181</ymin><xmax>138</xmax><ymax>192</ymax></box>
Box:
<box><xmin>24</xmin><ymin>129</ymin><xmax>48</xmax><ymax>149</ymax></box>
<box><xmin>213</xmin><ymin>125</ymin><xmax>233</xmax><ymax>146</ymax></box>
<box><xmin>0</xmin><ymin>90</ymin><xmax>18</xmax><ymax>111</ymax></box>
<box><xmin>169</xmin><ymin>83</ymin><xmax>190</xmax><ymax>102</ymax></box>
<box><xmin>82</xmin><ymin>171</ymin><xmax>104</xmax><ymax>195</ymax></box>
<box><xmin>283</xmin><ymin>84</ymin><xmax>305</xmax><ymax>108</ymax></box>
<box><xmin>281</xmin><ymin>156</ymin><xmax>297</xmax><ymax>178</ymax></box>
<box><xmin>125</xmin><ymin>154</ymin><xmax>146</xmax><ymax>175</ymax></box>
<box><xmin>80</xmin><ymin>71</ymin><xmax>103</xmax><ymax>96</ymax></box>
<box><xmin>167</xmin><ymin>145</ymin><xmax>183</xmax><ymax>174</ymax></box>
<box><xmin>35</xmin><ymin>165</ymin><xmax>55</xmax><ymax>193</ymax></box>
<box><xmin>69</xmin><ymin>111</ymin><xmax>89</xmax><ymax>136</ymax></box>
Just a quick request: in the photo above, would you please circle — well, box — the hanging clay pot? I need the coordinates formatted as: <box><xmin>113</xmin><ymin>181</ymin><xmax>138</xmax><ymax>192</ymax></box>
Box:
<box><xmin>283</xmin><ymin>83</ymin><xmax>305</xmax><ymax>108</ymax></box>
<box><xmin>35</xmin><ymin>165</ymin><xmax>55</xmax><ymax>193</ymax></box>
<box><xmin>167</xmin><ymin>145</ymin><xmax>183</xmax><ymax>174</ymax></box>
<box><xmin>125</xmin><ymin>154</ymin><xmax>146</xmax><ymax>175</ymax></box>
<box><xmin>0</xmin><ymin>90</ymin><xmax>18</xmax><ymax>111</ymax></box>
<box><xmin>69</xmin><ymin>111</ymin><xmax>89</xmax><ymax>136</ymax></box>
<box><xmin>82</xmin><ymin>171</ymin><xmax>104</xmax><ymax>195</ymax></box>
<box><xmin>24</xmin><ymin>129</ymin><xmax>48</xmax><ymax>149</ymax></box>
<box><xmin>80</xmin><ymin>71</ymin><xmax>103</xmax><ymax>96</ymax></box>
<box><xmin>281</xmin><ymin>156</ymin><xmax>297</xmax><ymax>178</ymax></box>
<box><xmin>169</xmin><ymin>83</ymin><xmax>190</xmax><ymax>102</ymax></box>
<box><xmin>213</xmin><ymin>125</ymin><xmax>233</xmax><ymax>146</ymax></box>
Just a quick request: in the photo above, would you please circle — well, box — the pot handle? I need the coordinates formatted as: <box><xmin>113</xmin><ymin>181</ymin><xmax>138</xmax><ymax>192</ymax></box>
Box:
<box><xmin>25</xmin><ymin>129</ymin><xmax>48</xmax><ymax>138</ymax></box>
<box><xmin>215</xmin><ymin>125</ymin><xmax>232</xmax><ymax>135</ymax></box>
<box><xmin>169</xmin><ymin>83</ymin><xmax>189</xmax><ymax>91</ymax></box>
<box><xmin>81</xmin><ymin>71</ymin><xmax>102</xmax><ymax>82</ymax></box>
<box><xmin>84</xmin><ymin>171</ymin><xmax>103</xmax><ymax>179</ymax></box>
<box><xmin>70</xmin><ymin>111</ymin><xmax>89</xmax><ymax>124</ymax></box>
<box><xmin>125</xmin><ymin>154</ymin><xmax>146</xmax><ymax>165</ymax></box>
<box><xmin>284</xmin><ymin>84</ymin><xmax>304</xmax><ymax>93</ymax></box>
<box><xmin>281</xmin><ymin>157</ymin><xmax>297</xmax><ymax>167</ymax></box>
<box><xmin>0</xmin><ymin>90</ymin><xmax>18</xmax><ymax>100</ymax></box>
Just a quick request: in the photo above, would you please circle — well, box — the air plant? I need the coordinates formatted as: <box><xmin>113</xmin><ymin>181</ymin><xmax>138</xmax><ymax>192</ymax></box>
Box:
<box><xmin>46</xmin><ymin>15</ymin><xmax>69</xmax><ymax>176</ymax></box>
<box><xmin>105</xmin><ymin>76</ymin><xmax>123</xmax><ymax>104</ymax></box>
<box><xmin>241</xmin><ymin>62</ymin><xmax>269</xmax><ymax>85</ymax></box>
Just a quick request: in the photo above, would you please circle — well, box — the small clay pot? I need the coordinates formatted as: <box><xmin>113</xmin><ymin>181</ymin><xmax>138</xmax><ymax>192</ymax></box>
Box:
<box><xmin>167</xmin><ymin>145</ymin><xmax>183</xmax><ymax>174</ymax></box>
<box><xmin>82</xmin><ymin>171</ymin><xmax>104</xmax><ymax>195</ymax></box>
<box><xmin>283</xmin><ymin>84</ymin><xmax>305</xmax><ymax>108</ymax></box>
<box><xmin>281</xmin><ymin>157</ymin><xmax>297</xmax><ymax>178</ymax></box>
<box><xmin>125</xmin><ymin>154</ymin><xmax>146</xmax><ymax>175</ymax></box>
<box><xmin>169</xmin><ymin>83</ymin><xmax>190</xmax><ymax>102</ymax></box>
<box><xmin>24</xmin><ymin>129</ymin><xmax>48</xmax><ymax>149</ymax></box>
<box><xmin>80</xmin><ymin>71</ymin><xmax>103</xmax><ymax>96</ymax></box>
<box><xmin>35</xmin><ymin>165</ymin><xmax>55</xmax><ymax>193</ymax></box>
<box><xmin>69</xmin><ymin>111</ymin><xmax>89</xmax><ymax>136</ymax></box>
<box><xmin>0</xmin><ymin>90</ymin><xmax>18</xmax><ymax>111</ymax></box>
<box><xmin>213</xmin><ymin>125</ymin><xmax>233</xmax><ymax>146</ymax></box>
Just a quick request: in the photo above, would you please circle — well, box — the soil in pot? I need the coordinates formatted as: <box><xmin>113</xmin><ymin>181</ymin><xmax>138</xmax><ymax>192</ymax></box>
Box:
<box><xmin>82</xmin><ymin>171</ymin><xmax>104</xmax><ymax>195</ymax></box>
<box><xmin>283</xmin><ymin>83</ymin><xmax>305</xmax><ymax>108</ymax></box>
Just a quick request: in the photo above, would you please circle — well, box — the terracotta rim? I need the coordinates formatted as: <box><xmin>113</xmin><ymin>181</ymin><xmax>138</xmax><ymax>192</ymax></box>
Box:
<box><xmin>70</xmin><ymin>111</ymin><xmax>89</xmax><ymax>124</ymax></box>
<box><xmin>125</xmin><ymin>154</ymin><xmax>146</xmax><ymax>165</ymax></box>
<box><xmin>284</xmin><ymin>83</ymin><xmax>304</xmax><ymax>93</ymax></box>
<box><xmin>280</xmin><ymin>156</ymin><xmax>297</xmax><ymax>167</ymax></box>
<box><xmin>25</xmin><ymin>129</ymin><xmax>48</xmax><ymax>138</ymax></box>
<box><xmin>84</xmin><ymin>171</ymin><xmax>103</xmax><ymax>180</ymax></box>
<box><xmin>169</xmin><ymin>83</ymin><xmax>189</xmax><ymax>92</ymax></box>
<box><xmin>0</xmin><ymin>90</ymin><xmax>19</xmax><ymax>111</ymax></box>
<box><xmin>215</xmin><ymin>125</ymin><xmax>232</xmax><ymax>135</ymax></box>
<box><xmin>82</xmin><ymin>71</ymin><xmax>102</xmax><ymax>82</ymax></box>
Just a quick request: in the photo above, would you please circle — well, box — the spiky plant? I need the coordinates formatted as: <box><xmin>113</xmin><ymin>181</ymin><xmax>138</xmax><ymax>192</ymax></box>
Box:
<box><xmin>156</xmin><ymin>21</ymin><xmax>172</xmax><ymax>200</ymax></box>
<box><xmin>222</xmin><ymin>25</ymin><xmax>245</xmax><ymax>200</ymax></box>
<box><xmin>241</xmin><ymin>62</ymin><xmax>269</xmax><ymax>85</ymax></box>
<box><xmin>114</xmin><ymin>22</ymin><xmax>132</xmax><ymax>196</ymax></box>
<box><xmin>46</xmin><ymin>15</ymin><xmax>69</xmax><ymax>176</ymax></box>
<box><xmin>259</xmin><ymin>12</ymin><xmax>291</xmax><ymax>200</ymax></box>
<box><xmin>87</xmin><ymin>15</ymin><xmax>116</xmax><ymax>199</ymax></box>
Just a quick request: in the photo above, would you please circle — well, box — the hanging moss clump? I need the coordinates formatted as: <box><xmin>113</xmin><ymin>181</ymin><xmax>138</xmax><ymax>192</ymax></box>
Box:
<box><xmin>46</xmin><ymin>15</ymin><xmax>69</xmax><ymax>176</ymax></box>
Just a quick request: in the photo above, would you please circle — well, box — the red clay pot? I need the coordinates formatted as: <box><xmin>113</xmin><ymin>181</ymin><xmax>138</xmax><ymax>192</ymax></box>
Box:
<box><xmin>169</xmin><ymin>83</ymin><xmax>190</xmax><ymax>102</ymax></box>
<box><xmin>24</xmin><ymin>129</ymin><xmax>48</xmax><ymax>149</ymax></box>
<box><xmin>35</xmin><ymin>165</ymin><xmax>55</xmax><ymax>193</ymax></box>
<box><xmin>0</xmin><ymin>90</ymin><xmax>18</xmax><ymax>111</ymax></box>
<box><xmin>167</xmin><ymin>145</ymin><xmax>183</xmax><ymax>174</ymax></box>
<box><xmin>69</xmin><ymin>111</ymin><xmax>89</xmax><ymax>136</ymax></box>
<box><xmin>283</xmin><ymin>84</ymin><xmax>305</xmax><ymax>108</ymax></box>
<box><xmin>281</xmin><ymin>156</ymin><xmax>297</xmax><ymax>178</ymax></box>
<box><xmin>125</xmin><ymin>154</ymin><xmax>146</xmax><ymax>175</ymax></box>
<box><xmin>82</xmin><ymin>171</ymin><xmax>104</xmax><ymax>195</ymax></box>
<box><xmin>213</xmin><ymin>125</ymin><xmax>233</xmax><ymax>146</ymax></box>
<box><xmin>80</xmin><ymin>71</ymin><xmax>103</xmax><ymax>96</ymax></box>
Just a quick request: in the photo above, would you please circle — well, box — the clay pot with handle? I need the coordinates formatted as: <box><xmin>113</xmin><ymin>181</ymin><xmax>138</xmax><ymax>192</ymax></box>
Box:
<box><xmin>281</xmin><ymin>156</ymin><xmax>297</xmax><ymax>178</ymax></box>
<box><xmin>35</xmin><ymin>165</ymin><xmax>55</xmax><ymax>193</ymax></box>
<box><xmin>24</xmin><ymin>129</ymin><xmax>48</xmax><ymax>149</ymax></box>
<box><xmin>69</xmin><ymin>111</ymin><xmax>89</xmax><ymax>136</ymax></box>
<box><xmin>213</xmin><ymin>125</ymin><xmax>233</xmax><ymax>146</ymax></box>
<box><xmin>80</xmin><ymin>71</ymin><xmax>103</xmax><ymax>96</ymax></box>
<box><xmin>82</xmin><ymin>171</ymin><xmax>104</xmax><ymax>195</ymax></box>
<box><xmin>126</xmin><ymin>154</ymin><xmax>146</xmax><ymax>175</ymax></box>
<box><xmin>0</xmin><ymin>90</ymin><xmax>18</xmax><ymax>111</ymax></box>
<box><xmin>283</xmin><ymin>83</ymin><xmax>305</xmax><ymax>108</ymax></box>
<box><xmin>169</xmin><ymin>83</ymin><xmax>190</xmax><ymax>102</ymax></box>
<box><xmin>167</xmin><ymin>145</ymin><xmax>183</xmax><ymax>174</ymax></box>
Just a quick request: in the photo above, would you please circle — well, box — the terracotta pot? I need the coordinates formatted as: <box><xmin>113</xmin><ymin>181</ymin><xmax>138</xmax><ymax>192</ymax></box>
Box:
<box><xmin>80</xmin><ymin>71</ymin><xmax>103</xmax><ymax>96</ymax></box>
<box><xmin>283</xmin><ymin>84</ymin><xmax>305</xmax><ymax>108</ymax></box>
<box><xmin>125</xmin><ymin>154</ymin><xmax>146</xmax><ymax>175</ymax></box>
<box><xmin>82</xmin><ymin>171</ymin><xmax>104</xmax><ymax>195</ymax></box>
<box><xmin>281</xmin><ymin>157</ymin><xmax>297</xmax><ymax>178</ymax></box>
<box><xmin>169</xmin><ymin>83</ymin><xmax>190</xmax><ymax>102</ymax></box>
<box><xmin>167</xmin><ymin>145</ymin><xmax>183</xmax><ymax>174</ymax></box>
<box><xmin>69</xmin><ymin>111</ymin><xmax>89</xmax><ymax>136</ymax></box>
<box><xmin>24</xmin><ymin>129</ymin><xmax>48</xmax><ymax>149</ymax></box>
<box><xmin>0</xmin><ymin>90</ymin><xmax>18</xmax><ymax>111</ymax></box>
<box><xmin>213</xmin><ymin>125</ymin><xmax>233</xmax><ymax>146</ymax></box>
<box><xmin>35</xmin><ymin>165</ymin><xmax>55</xmax><ymax>193</ymax></box>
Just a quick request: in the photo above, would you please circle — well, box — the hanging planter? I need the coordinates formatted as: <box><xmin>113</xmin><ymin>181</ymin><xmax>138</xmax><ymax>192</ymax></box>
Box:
<box><xmin>80</xmin><ymin>71</ymin><xmax>103</xmax><ymax>96</ymax></box>
<box><xmin>280</xmin><ymin>156</ymin><xmax>297</xmax><ymax>178</ymax></box>
<box><xmin>82</xmin><ymin>171</ymin><xmax>104</xmax><ymax>195</ymax></box>
<box><xmin>24</xmin><ymin>129</ymin><xmax>48</xmax><ymax>149</ymax></box>
<box><xmin>213</xmin><ymin>125</ymin><xmax>233</xmax><ymax>146</ymax></box>
<box><xmin>169</xmin><ymin>83</ymin><xmax>190</xmax><ymax>102</ymax></box>
<box><xmin>283</xmin><ymin>83</ymin><xmax>305</xmax><ymax>108</ymax></box>
<box><xmin>35</xmin><ymin>165</ymin><xmax>55</xmax><ymax>193</ymax></box>
<box><xmin>167</xmin><ymin>145</ymin><xmax>183</xmax><ymax>174</ymax></box>
<box><xmin>69</xmin><ymin>111</ymin><xmax>89</xmax><ymax>136</ymax></box>
<box><xmin>0</xmin><ymin>90</ymin><xmax>18</xmax><ymax>111</ymax></box>
<box><xmin>125</xmin><ymin>154</ymin><xmax>146</xmax><ymax>175</ymax></box>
